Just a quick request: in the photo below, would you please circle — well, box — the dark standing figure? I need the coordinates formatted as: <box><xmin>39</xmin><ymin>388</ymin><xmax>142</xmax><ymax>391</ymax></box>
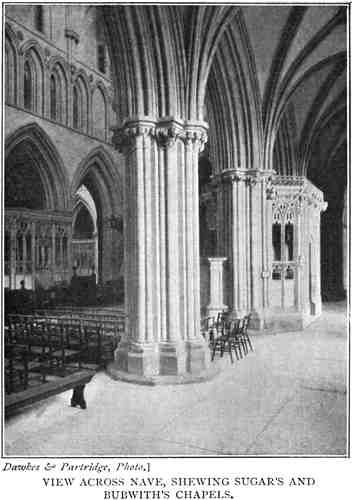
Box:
<box><xmin>70</xmin><ymin>266</ymin><xmax>80</xmax><ymax>305</ymax></box>
<box><xmin>18</xmin><ymin>279</ymin><xmax>32</xmax><ymax>313</ymax></box>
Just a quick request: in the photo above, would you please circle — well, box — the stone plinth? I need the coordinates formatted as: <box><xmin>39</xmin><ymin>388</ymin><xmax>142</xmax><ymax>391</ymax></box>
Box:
<box><xmin>108</xmin><ymin>339</ymin><xmax>215</xmax><ymax>385</ymax></box>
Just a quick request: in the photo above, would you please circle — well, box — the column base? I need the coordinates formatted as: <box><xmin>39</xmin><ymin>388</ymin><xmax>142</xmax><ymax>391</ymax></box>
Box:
<box><xmin>253</xmin><ymin>309</ymin><xmax>322</xmax><ymax>333</ymax></box>
<box><xmin>248</xmin><ymin>309</ymin><xmax>265</xmax><ymax>330</ymax></box>
<box><xmin>112</xmin><ymin>341</ymin><xmax>159</xmax><ymax>377</ymax></box>
<box><xmin>107</xmin><ymin>339</ymin><xmax>218</xmax><ymax>385</ymax></box>
<box><xmin>310</xmin><ymin>299</ymin><xmax>322</xmax><ymax>316</ymax></box>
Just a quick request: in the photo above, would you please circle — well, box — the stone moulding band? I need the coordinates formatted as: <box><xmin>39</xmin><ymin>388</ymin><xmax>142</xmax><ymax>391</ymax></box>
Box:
<box><xmin>211</xmin><ymin>168</ymin><xmax>275</xmax><ymax>187</ymax></box>
<box><xmin>112</xmin><ymin>117</ymin><xmax>208</xmax><ymax>153</ymax></box>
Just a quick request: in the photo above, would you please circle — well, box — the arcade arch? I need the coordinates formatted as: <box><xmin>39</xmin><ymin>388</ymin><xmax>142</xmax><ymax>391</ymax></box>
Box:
<box><xmin>5</xmin><ymin>124</ymin><xmax>70</xmax><ymax>289</ymax></box>
<box><xmin>72</xmin><ymin>186</ymin><xmax>98</xmax><ymax>280</ymax></box>
<box><xmin>71</xmin><ymin>148</ymin><xmax>123</xmax><ymax>285</ymax></box>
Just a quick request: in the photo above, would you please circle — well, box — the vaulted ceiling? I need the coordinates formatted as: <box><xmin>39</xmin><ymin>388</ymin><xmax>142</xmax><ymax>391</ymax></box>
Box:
<box><xmin>102</xmin><ymin>5</ymin><xmax>347</xmax><ymax>184</ymax></box>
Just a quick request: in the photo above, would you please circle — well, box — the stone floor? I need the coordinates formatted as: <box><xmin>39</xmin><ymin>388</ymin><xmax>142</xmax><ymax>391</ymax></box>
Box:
<box><xmin>4</xmin><ymin>302</ymin><xmax>348</xmax><ymax>457</ymax></box>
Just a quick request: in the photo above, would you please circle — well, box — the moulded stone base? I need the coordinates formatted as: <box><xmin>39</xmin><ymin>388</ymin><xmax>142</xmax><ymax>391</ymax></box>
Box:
<box><xmin>107</xmin><ymin>339</ymin><xmax>215</xmax><ymax>385</ymax></box>
<box><xmin>185</xmin><ymin>340</ymin><xmax>211</xmax><ymax>373</ymax></box>
<box><xmin>253</xmin><ymin>310</ymin><xmax>322</xmax><ymax>333</ymax></box>
<box><xmin>107</xmin><ymin>363</ymin><xmax>220</xmax><ymax>386</ymax></box>
<box><xmin>248</xmin><ymin>310</ymin><xmax>265</xmax><ymax>330</ymax></box>
<box><xmin>113</xmin><ymin>341</ymin><xmax>159</xmax><ymax>377</ymax></box>
<box><xmin>159</xmin><ymin>342</ymin><xmax>187</xmax><ymax>375</ymax></box>
<box><xmin>310</xmin><ymin>300</ymin><xmax>322</xmax><ymax>317</ymax></box>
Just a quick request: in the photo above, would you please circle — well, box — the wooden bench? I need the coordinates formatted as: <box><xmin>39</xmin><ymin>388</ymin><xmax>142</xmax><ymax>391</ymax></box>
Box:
<box><xmin>5</xmin><ymin>368</ymin><xmax>96</xmax><ymax>418</ymax></box>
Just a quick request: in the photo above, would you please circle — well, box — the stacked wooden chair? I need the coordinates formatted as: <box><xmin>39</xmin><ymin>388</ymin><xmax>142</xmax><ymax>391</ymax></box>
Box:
<box><xmin>202</xmin><ymin>312</ymin><xmax>253</xmax><ymax>364</ymax></box>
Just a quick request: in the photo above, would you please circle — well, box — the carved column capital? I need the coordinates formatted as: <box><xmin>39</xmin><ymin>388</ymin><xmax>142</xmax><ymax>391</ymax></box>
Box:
<box><xmin>112</xmin><ymin>118</ymin><xmax>156</xmax><ymax>154</ymax></box>
<box><xmin>181</xmin><ymin>122</ymin><xmax>208</xmax><ymax>151</ymax></box>
<box><xmin>245</xmin><ymin>175</ymin><xmax>258</xmax><ymax>187</ymax></box>
<box><xmin>217</xmin><ymin>169</ymin><xmax>247</xmax><ymax>184</ymax></box>
<box><xmin>113</xmin><ymin>118</ymin><xmax>208</xmax><ymax>154</ymax></box>
<box><xmin>155</xmin><ymin>119</ymin><xmax>184</xmax><ymax>149</ymax></box>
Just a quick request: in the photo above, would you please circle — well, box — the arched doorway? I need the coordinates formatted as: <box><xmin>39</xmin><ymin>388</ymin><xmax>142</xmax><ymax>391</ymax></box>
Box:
<box><xmin>72</xmin><ymin>186</ymin><xmax>98</xmax><ymax>280</ymax></box>
<box><xmin>71</xmin><ymin>148</ymin><xmax>124</xmax><ymax>304</ymax></box>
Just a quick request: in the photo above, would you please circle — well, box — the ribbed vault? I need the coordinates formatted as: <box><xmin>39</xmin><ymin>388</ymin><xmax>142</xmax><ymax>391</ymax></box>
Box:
<box><xmin>102</xmin><ymin>5</ymin><xmax>237</xmax><ymax>122</ymax></box>
<box><xmin>101</xmin><ymin>5</ymin><xmax>346</xmax><ymax>178</ymax></box>
<box><xmin>256</xmin><ymin>6</ymin><xmax>346</xmax><ymax>170</ymax></box>
<box><xmin>205</xmin><ymin>10</ymin><xmax>262</xmax><ymax>173</ymax></box>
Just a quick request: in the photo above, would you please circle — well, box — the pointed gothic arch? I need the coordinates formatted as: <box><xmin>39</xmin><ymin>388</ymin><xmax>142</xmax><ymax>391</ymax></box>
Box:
<box><xmin>5</xmin><ymin>123</ymin><xmax>69</xmax><ymax>210</ymax></box>
<box><xmin>5</xmin><ymin>27</ymin><xmax>18</xmax><ymax>105</ymax></box>
<box><xmin>91</xmin><ymin>83</ymin><xmax>108</xmax><ymax>140</ymax></box>
<box><xmin>72</xmin><ymin>74</ymin><xmax>89</xmax><ymax>132</ymax></box>
<box><xmin>49</xmin><ymin>62</ymin><xmax>68</xmax><ymax>124</ymax></box>
<box><xmin>21</xmin><ymin>45</ymin><xmax>45</xmax><ymax>114</ymax></box>
<box><xmin>71</xmin><ymin>147</ymin><xmax>123</xmax><ymax>282</ymax></box>
<box><xmin>71</xmin><ymin>147</ymin><xmax>122</xmax><ymax>213</ymax></box>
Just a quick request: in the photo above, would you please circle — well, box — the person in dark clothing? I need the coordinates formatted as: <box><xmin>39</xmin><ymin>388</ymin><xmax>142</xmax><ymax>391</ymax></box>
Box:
<box><xmin>70</xmin><ymin>266</ymin><xmax>80</xmax><ymax>304</ymax></box>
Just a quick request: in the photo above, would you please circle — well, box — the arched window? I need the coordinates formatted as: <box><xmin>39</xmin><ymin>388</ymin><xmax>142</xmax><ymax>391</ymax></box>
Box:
<box><xmin>50</xmin><ymin>74</ymin><xmax>57</xmax><ymax>120</ymax></box>
<box><xmin>72</xmin><ymin>78</ymin><xmax>87</xmax><ymax>132</ymax></box>
<box><xmin>73</xmin><ymin>85</ymin><xmax>79</xmax><ymax>129</ymax></box>
<box><xmin>92</xmin><ymin>87</ymin><xmax>106</xmax><ymax>140</ymax></box>
<box><xmin>23</xmin><ymin>50</ymin><xmax>44</xmax><ymax>114</ymax></box>
<box><xmin>49</xmin><ymin>64</ymin><xmax>66</xmax><ymax>124</ymax></box>
<box><xmin>5</xmin><ymin>45</ymin><xmax>10</xmax><ymax>102</ymax></box>
<box><xmin>24</xmin><ymin>61</ymin><xmax>32</xmax><ymax>110</ymax></box>
<box><xmin>35</xmin><ymin>6</ymin><xmax>44</xmax><ymax>33</ymax></box>
<box><xmin>5</xmin><ymin>33</ymin><xmax>17</xmax><ymax>105</ymax></box>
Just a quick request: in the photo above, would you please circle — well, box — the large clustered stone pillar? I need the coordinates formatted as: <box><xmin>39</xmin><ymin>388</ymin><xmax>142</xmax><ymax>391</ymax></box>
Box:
<box><xmin>109</xmin><ymin>117</ymin><xmax>215</xmax><ymax>383</ymax></box>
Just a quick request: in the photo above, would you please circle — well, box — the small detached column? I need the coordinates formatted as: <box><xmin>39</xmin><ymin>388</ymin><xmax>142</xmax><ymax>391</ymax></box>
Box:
<box><xmin>206</xmin><ymin>257</ymin><xmax>228</xmax><ymax>318</ymax></box>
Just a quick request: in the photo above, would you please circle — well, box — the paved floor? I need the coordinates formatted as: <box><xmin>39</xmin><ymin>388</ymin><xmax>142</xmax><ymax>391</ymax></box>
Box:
<box><xmin>4</xmin><ymin>302</ymin><xmax>348</xmax><ymax>456</ymax></box>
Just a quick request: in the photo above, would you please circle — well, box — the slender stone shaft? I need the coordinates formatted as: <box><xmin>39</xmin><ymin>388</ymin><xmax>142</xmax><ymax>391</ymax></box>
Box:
<box><xmin>206</xmin><ymin>257</ymin><xmax>228</xmax><ymax>318</ymax></box>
